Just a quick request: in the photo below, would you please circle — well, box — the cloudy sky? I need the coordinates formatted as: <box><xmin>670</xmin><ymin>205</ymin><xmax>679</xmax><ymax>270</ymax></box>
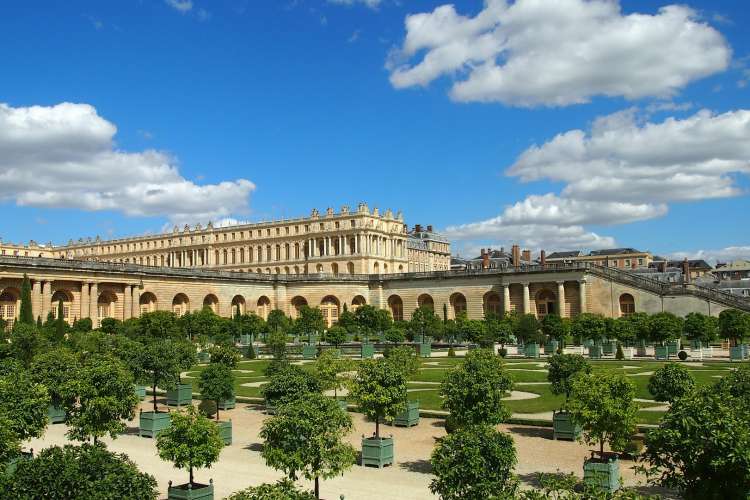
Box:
<box><xmin>0</xmin><ymin>0</ymin><xmax>748</xmax><ymax>262</ymax></box>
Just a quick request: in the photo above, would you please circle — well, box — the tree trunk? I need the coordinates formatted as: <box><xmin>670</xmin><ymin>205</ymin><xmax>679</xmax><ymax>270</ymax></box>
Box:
<box><xmin>315</xmin><ymin>477</ymin><xmax>320</xmax><ymax>499</ymax></box>
<box><xmin>189</xmin><ymin>465</ymin><xmax>194</xmax><ymax>487</ymax></box>
<box><xmin>375</xmin><ymin>415</ymin><xmax>380</xmax><ymax>438</ymax></box>
<box><xmin>153</xmin><ymin>382</ymin><xmax>158</xmax><ymax>413</ymax></box>
<box><xmin>600</xmin><ymin>439</ymin><xmax>604</xmax><ymax>458</ymax></box>
<box><xmin>216</xmin><ymin>400</ymin><xmax>220</xmax><ymax>421</ymax></box>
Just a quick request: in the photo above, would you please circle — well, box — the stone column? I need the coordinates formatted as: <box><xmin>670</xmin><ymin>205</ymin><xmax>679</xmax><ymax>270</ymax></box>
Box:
<box><xmin>40</xmin><ymin>280</ymin><xmax>50</xmax><ymax>320</ymax></box>
<box><xmin>131</xmin><ymin>286</ymin><xmax>139</xmax><ymax>317</ymax></box>
<box><xmin>31</xmin><ymin>279</ymin><xmax>41</xmax><ymax>321</ymax></box>
<box><xmin>123</xmin><ymin>285</ymin><xmax>131</xmax><ymax>320</ymax></box>
<box><xmin>503</xmin><ymin>284</ymin><xmax>511</xmax><ymax>315</ymax></box>
<box><xmin>557</xmin><ymin>281</ymin><xmax>566</xmax><ymax>317</ymax></box>
<box><xmin>89</xmin><ymin>282</ymin><xmax>98</xmax><ymax>328</ymax></box>
<box><xmin>80</xmin><ymin>282</ymin><xmax>89</xmax><ymax>321</ymax></box>
<box><xmin>133</xmin><ymin>288</ymin><xmax>141</xmax><ymax>318</ymax></box>
<box><xmin>354</xmin><ymin>235</ymin><xmax>359</xmax><ymax>254</ymax></box>
<box><xmin>522</xmin><ymin>283</ymin><xmax>530</xmax><ymax>315</ymax></box>
<box><xmin>578</xmin><ymin>280</ymin><xmax>587</xmax><ymax>314</ymax></box>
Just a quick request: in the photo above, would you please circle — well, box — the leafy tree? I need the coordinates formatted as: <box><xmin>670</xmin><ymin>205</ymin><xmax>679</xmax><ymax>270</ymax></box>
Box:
<box><xmin>567</xmin><ymin>372</ymin><xmax>638</xmax><ymax>457</ymax></box>
<box><xmin>715</xmin><ymin>364</ymin><xmax>750</xmax><ymax>411</ymax></box>
<box><xmin>641</xmin><ymin>385</ymin><xmax>750</xmax><ymax>499</ymax></box>
<box><xmin>267</xmin><ymin>309</ymin><xmax>292</xmax><ymax>335</ymax></box>
<box><xmin>199</xmin><ymin>363</ymin><xmax>235</xmax><ymax>421</ymax></box>
<box><xmin>136</xmin><ymin>311</ymin><xmax>182</xmax><ymax>341</ymax></box>
<box><xmin>226</xmin><ymin>480</ymin><xmax>316</xmax><ymax>500</ymax></box>
<box><xmin>336</xmin><ymin>305</ymin><xmax>357</xmax><ymax>335</ymax></box>
<box><xmin>409</xmin><ymin>306</ymin><xmax>440</xmax><ymax>343</ymax></box>
<box><xmin>157</xmin><ymin>405</ymin><xmax>224</xmax><ymax>488</ymax></box>
<box><xmin>611</xmin><ymin>316</ymin><xmax>637</xmax><ymax>345</ymax></box>
<box><xmin>440</xmin><ymin>349</ymin><xmax>513</xmax><ymax>428</ymax></box>
<box><xmin>541</xmin><ymin>314</ymin><xmax>567</xmax><ymax>342</ymax></box>
<box><xmin>624</xmin><ymin>312</ymin><xmax>651</xmax><ymax>344</ymax></box>
<box><xmin>267</xmin><ymin>329</ymin><xmax>288</xmax><ymax>361</ymax></box>
<box><xmin>208</xmin><ymin>344</ymin><xmax>241</xmax><ymax>368</ymax></box>
<box><xmin>459</xmin><ymin>318</ymin><xmax>487</xmax><ymax>344</ymax></box>
<box><xmin>178</xmin><ymin>308</ymin><xmax>222</xmax><ymax>342</ymax></box>
<box><xmin>65</xmin><ymin>355</ymin><xmax>139</xmax><ymax>443</ymax></box>
<box><xmin>570</xmin><ymin>313</ymin><xmax>607</xmax><ymax>344</ymax></box>
<box><xmin>383</xmin><ymin>345</ymin><xmax>419</xmax><ymax>378</ymax></box>
<box><xmin>261</xmin><ymin>364</ymin><xmax>321</xmax><ymax>408</ymax></box>
<box><xmin>383</xmin><ymin>327</ymin><xmax>405</xmax><ymax>344</ymax></box>
<box><xmin>6</xmin><ymin>443</ymin><xmax>158</xmax><ymax>499</ymax></box>
<box><xmin>261</xmin><ymin>392</ymin><xmax>356</xmax><ymax>499</ymax></box>
<box><xmin>547</xmin><ymin>354</ymin><xmax>591</xmax><ymax>404</ymax></box>
<box><xmin>72</xmin><ymin>317</ymin><xmax>93</xmax><ymax>332</ymax></box>
<box><xmin>29</xmin><ymin>348</ymin><xmax>79</xmax><ymax>410</ymax></box>
<box><xmin>683</xmin><ymin>312</ymin><xmax>718</xmax><ymax>346</ymax></box>
<box><xmin>430</xmin><ymin>424</ymin><xmax>517</xmax><ymax>500</ymax></box>
<box><xmin>10</xmin><ymin>323</ymin><xmax>44</xmax><ymax>367</ymax></box>
<box><xmin>52</xmin><ymin>299</ymin><xmax>67</xmax><ymax>344</ymax></box>
<box><xmin>514</xmin><ymin>313</ymin><xmax>541</xmax><ymax>345</ymax></box>
<box><xmin>140</xmin><ymin>339</ymin><xmax>182</xmax><ymax>413</ymax></box>
<box><xmin>323</xmin><ymin>325</ymin><xmax>347</xmax><ymax>347</ymax></box>
<box><xmin>648</xmin><ymin>312</ymin><xmax>684</xmax><ymax>346</ymax></box>
<box><xmin>0</xmin><ymin>368</ymin><xmax>49</xmax><ymax>464</ymax></box>
<box><xmin>99</xmin><ymin>317</ymin><xmax>121</xmax><ymax>334</ymax></box>
<box><xmin>648</xmin><ymin>363</ymin><xmax>695</xmax><ymax>403</ymax></box>
<box><xmin>314</xmin><ymin>349</ymin><xmax>353</xmax><ymax>399</ymax></box>
<box><xmin>351</xmin><ymin>358</ymin><xmax>407</xmax><ymax>438</ymax></box>
<box><xmin>485</xmin><ymin>314</ymin><xmax>513</xmax><ymax>347</ymax></box>
<box><xmin>234</xmin><ymin>312</ymin><xmax>267</xmax><ymax>342</ymax></box>
<box><xmin>174</xmin><ymin>340</ymin><xmax>198</xmax><ymax>383</ymax></box>
<box><xmin>719</xmin><ymin>309</ymin><xmax>750</xmax><ymax>345</ymax></box>
<box><xmin>18</xmin><ymin>274</ymin><xmax>34</xmax><ymax>326</ymax></box>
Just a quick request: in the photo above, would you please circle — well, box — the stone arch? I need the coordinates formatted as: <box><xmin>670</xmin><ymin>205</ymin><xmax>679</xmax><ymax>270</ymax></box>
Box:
<box><xmin>290</xmin><ymin>296</ymin><xmax>308</xmax><ymax>319</ymax></box>
<box><xmin>50</xmin><ymin>289</ymin><xmax>74</xmax><ymax>324</ymax></box>
<box><xmin>320</xmin><ymin>295</ymin><xmax>340</xmax><ymax>327</ymax></box>
<box><xmin>316</xmin><ymin>264</ymin><xmax>323</xmax><ymax>273</ymax></box>
<box><xmin>256</xmin><ymin>296</ymin><xmax>271</xmax><ymax>320</ymax></box>
<box><xmin>0</xmin><ymin>288</ymin><xmax>20</xmax><ymax>331</ymax></box>
<box><xmin>351</xmin><ymin>295</ymin><xmax>366</xmax><ymax>311</ymax></box>
<box><xmin>294</xmin><ymin>266</ymin><xmax>300</xmax><ymax>275</ymax></box>
<box><xmin>619</xmin><ymin>293</ymin><xmax>635</xmax><ymax>317</ymax></box>
<box><xmin>450</xmin><ymin>292</ymin><xmax>467</xmax><ymax>318</ymax></box>
<box><xmin>483</xmin><ymin>291</ymin><xmax>502</xmax><ymax>318</ymax></box>
<box><xmin>417</xmin><ymin>293</ymin><xmax>434</xmax><ymax>311</ymax></box>
<box><xmin>347</xmin><ymin>262</ymin><xmax>354</xmax><ymax>275</ymax></box>
<box><xmin>97</xmin><ymin>291</ymin><xmax>118</xmax><ymax>320</ymax></box>
<box><xmin>535</xmin><ymin>289</ymin><xmax>557</xmax><ymax>317</ymax></box>
<box><xmin>139</xmin><ymin>292</ymin><xmax>157</xmax><ymax>314</ymax></box>
<box><xmin>331</xmin><ymin>263</ymin><xmax>339</xmax><ymax>276</ymax></box>
<box><xmin>172</xmin><ymin>293</ymin><xmax>190</xmax><ymax>316</ymax></box>
<box><xmin>231</xmin><ymin>295</ymin><xmax>246</xmax><ymax>316</ymax></box>
<box><xmin>203</xmin><ymin>294</ymin><xmax>219</xmax><ymax>313</ymax></box>
<box><xmin>388</xmin><ymin>295</ymin><xmax>404</xmax><ymax>322</ymax></box>
<box><xmin>384</xmin><ymin>263</ymin><xmax>389</xmax><ymax>273</ymax></box>
<box><xmin>373</xmin><ymin>262</ymin><xmax>380</xmax><ymax>274</ymax></box>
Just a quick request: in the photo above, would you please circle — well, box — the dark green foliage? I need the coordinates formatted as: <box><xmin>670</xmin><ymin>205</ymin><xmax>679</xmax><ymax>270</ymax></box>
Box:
<box><xmin>226</xmin><ymin>480</ymin><xmax>316</xmax><ymax>500</ymax></box>
<box><xmin>18</xmin><ymin>275</ymin><xmax>33</xmax><ymax>326</ymax></box>
<box><xmin>570</xmin><ymin>313</ymin><xmax>607</xmax><ymax>343</ymax></box>
<box><xmin>383</xmin><ymin>345</ymin><xmax>419</xmax><ymax>378</ymax></box>
<box><xmin>135</xmin><ymin>311</ymin><xmax>182</xmax><ymax>341</ymax></box>
<box><xmin>430</xmin><ymin>424</ymin><xmax>517</xmax><ymax>500</ymax></box>
<box><xmin>174</xmin><ymin>340</ymin><xmax>198</xmax><ymax>381</ymax></box>
<box><xmin>648</xmin><ymin>312</ymin><xmax>684</xmax><ymax>345</ymax></box>
<box><xmin>53</xmin><ymin>300</ymin><xmax>67</xmax><ymax>343</ymax></box>
<box><xmin>383</xmin><ymin>326</ymin><xmax>405</xmax><ymax>344</ymax></box>
<box><xmin>648</xmin><ymin>363</ymin><xmax>695</xmax><ymax>403</ymax></box>
<box><xmin>351</xmin><ymin>358</ymin><xmax>407</xmax><ymax>438</ymax></box>
<box><xmin>440</xmin><ymin>349</ymin><xmax>512</xmax><ymax>428</ymax></box>
<box><xmin>99</xmin><ymin>317</ymin><xmax>121</xmax><ymax>334</ymax></box>
<box><xmin>513</xmin><ymin>314</ymin><xmax>541</xmax><ymax>344</ymax></box>
<box><xmin>547</xmin><ymin>354</ymin><xmax>591</xmax><ymax>403</ymax></box>
<box><xmin>140</xmin><ymin>339</ymin><xmax>182</xmax><ymax>412</ymax></box>
<box><xmin>261</xmin><ymin>392</ymin><xmax>355</xmax><ymax>499</ymax></box>
<box><xmin>683</xmin><ymin>312</ymin><xmax>718</xmax><ymax>345</ymax></box>
<box><xmin>615</xmin><ymin>343</ymin><xmax>624</xmax><ymax>360</ymax></box>
<box><xmin>261</xmin><ymin>364</ymin><xmax>321</xmax><ymax>407</ymax></box>
<box><xmin>267</xmin><ymin>329</ymin><xmax>288</xmax><ymax>361</ymax></box>
<box><xmin>267</xmin><ymin>309</ymin><xmax>292</xmax><ymax>335</ymax></box>
<box><xmin>198</xmin><ymin>399</ymin><xmax>217</xmax><ymax>418</ymax></box>
<box><xmin>10</xmin><ymin>323</ymin><xmax>44</xmax><ymax>367</ymax></box>
<box><xmin>409</xmin><ymin>306</ymin><xmax>441</xmax><ymax>343</ymax></box>
<box><xmin>354</xmin><ymin>304</ymin><xmax>392</xmax><ymax>340</ymax></box>
<box><xmin>209</xmin><ymin>344</ymin><xmax>241</xmax><ymax>368</ymax></box>
<box><xmin>540</xmin><ymin>313</ymin><xmax>567</xmax><ymax>341</ymax></box>
<box><xmin>199</xmin><ymin>363</ymin><xmax>235</xmax><ymax>421</ymax></box>
<box><xmin>0</xmin><ymin>368</ymin><xmax>49</xmax><ymax>463</ymax></box>
<box><xmin>29</xmin><ymin>348</ymin><xmax>79</xmax><ymax>408</ymax></box>
<box><xmin>178</xmin><ymin>308</ymin><xmax>222</xmax><ymax>342</ymax></box>
<box><xmin>719</xmin><ymin>309</ymin><xmax>750</xmax><ymax>344</ymax></box>
<box><xmin>323</xmin><ymin>325</ymin><xmax>347</xmax><ymax>347</ymax></box>
<box><xmin>6</xmin><ymin>443</ymin><xmax>158</xmax><ymax>500</ymax></box>
<box><xmin>72</xmin><ymin>317</ymin><xmax>93</xmax><ymax>332</ymax></box>
<box><xmin>485</xmin><ymin>314</ymin><xmax>513</xmax><ymax>346</ymax></box>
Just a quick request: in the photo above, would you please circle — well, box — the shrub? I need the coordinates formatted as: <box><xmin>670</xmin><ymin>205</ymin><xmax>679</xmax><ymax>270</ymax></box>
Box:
<box><xmin>383</xmin><ymin>345</ymin><xmax>419</xmax><ymax>378</ymax></box>
<box><xmin>350</xmin><ymin>358</ymin><xmax>407</xmax><ymax>438</ymax></box>
<box><xmin>227</xmin><ymin>480</ymin><xmax>315</xmax><ymax>500</ymax></box>
<box><xmin>498</xmin><ymin>347</ymin><xmax>507</xmax><ymax>358</ymax></box>
<box><xmin>261</xmin><ymin>364</ymin><xmax>321</xmax><ymax>408</ymax></box>
<box><xmin>448</xmin><ymin>347</ymin><xmax>456</xmax><ymax>357</ymax></box>
<box><xmin>547</xmin><ymin>354</ymin><xmax>590</xmax><ymax>404</ymax></box>
<box><xmin>615</xmin><ymin>343</ymin><xmax>624</xmax><ymax>360</ymax></box>
<box><xmin>648</xmin><ymin>363</ymin><xmax>695</xmax><ymax>403</ymax></box>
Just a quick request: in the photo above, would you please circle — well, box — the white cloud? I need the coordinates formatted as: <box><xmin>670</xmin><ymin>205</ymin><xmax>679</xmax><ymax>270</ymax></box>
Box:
<box><xmin>0</xmin><ymin>102</ymin><xmax>255</xmax><ymax>225</ymax></box>
<box><xmin>388</xmin><ymin>0</ymin><xmax>730</xmax><ymax>106</ymax></box>
<box><xmin>328</xmin><ymin>0</ymin><xmax>382</xmax><ymax>9</ymax></box>
<box><xmin>670</xmin><ymin>246</ymin><xmax>750</xmax><ymax>264</ymax></box>
<box><xmin>165</xmin><ymin>0</ymin><xmax>193</xmax><ymax>13</ymax></box>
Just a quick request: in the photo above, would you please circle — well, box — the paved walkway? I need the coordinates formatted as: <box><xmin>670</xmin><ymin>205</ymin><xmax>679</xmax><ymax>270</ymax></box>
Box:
<box><xmin>27</xmin><ymin>399</ymin><xmax>650</xmax><ymax>499</ymax></box>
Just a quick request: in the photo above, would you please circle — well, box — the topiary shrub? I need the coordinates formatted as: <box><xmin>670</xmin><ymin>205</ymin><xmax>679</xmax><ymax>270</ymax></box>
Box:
<box><xmin>198</xmin><ymin>399</ymin><xmax>217</xmax><ymax>419</ymax></box>
<box><xmin>498</xmin><ymin>348</ymin><xmax>508</xmax><ymax>358</ymax></box>
<box><xmin>615</xmin><ymin>344</ymin><xmax>624</xmax><ymax>360</ymax></box>
<box><xmin>648</xmin><ymin>363</ymin><xmax>695</xmax><ymax>403</ymax></box>
<box><xmin>448</xmin><ymin>347</ymin><xmax>456</xmax><ymax>358</ymax></box>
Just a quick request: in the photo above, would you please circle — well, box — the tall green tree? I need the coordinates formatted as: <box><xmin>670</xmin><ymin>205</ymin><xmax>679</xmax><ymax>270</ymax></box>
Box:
<box><xmin>430</xmin><ymin>424</ymin><xmax>518</xmax><ymax>500</ymax></box>
<box><xmin>648</xmin><ymin>363</ymin><xmax>695</xmax><ymax>403</ymax></box>
<box><xmin>383</xmin><ymin>345</ymin><xmax>420</xmax><ymax>379</ymax></box>
<box><xmin>719</xmin><ymin>309</ymin><xmax>750</xmax><ymax>345</ymax></box>
<box><xmin>409</xmin><ymin>306</ymin><xmax>440</xmax><ymax>343</ymax></box>
<box><xmin>0</xmin><ymin>367</ymin><xmax>49</xmax><ymax>464</ymax></box>
<box><xmin>547</xmin><ymin>354</ymin><xmax>591</xmax><ymax>405</ymax></box>
<box><xmin>683</xmin><ymin>312</ymin><xmax>718</xmax><ymax>346</ymax></box>
<box><xmin>29</xmin><ymin>348</ymin><xmax>80</xmax><ymax>411</ymax></box>
<box><xmin>440</xmin><ymin>349</ymin><xmax>513</xmax><ymax>428</ymax></box>
<box><xmin>157</xmin><ymin>405</ymin><xmax>224</xmax><ymax>488</ymax></box>
<box><xmin>648</xmin><ymin>312</ymin><xmax>684</xmax><ymax>346</ymax></box>
<box><xmin>314</xmin><ymin>349</ymin><xmax>353</xmax><ymax>399</ymax></box>
<box><xmin>18</xmin><ymin>274</ymin><xmax>34</xmax><ymax>326</ymax></box>
<box><xmin>323</xmin><ymin>325</ymin><xmax>347</xmax><ymax>348</ymax></box>
<box><xmin>541</xmin><ymin>314</ymin><xmax>567</xmax><ymax>343</ymax></box>
<box><xmin>136</xmin><ymin>311</ymin><xmax>182</xmax><ymax>341</ymax></box>
<box><xmin>291</xmin><ymin>306</ymin><xmax>324</xmax><ymax>341</ymax></box>
<box><xmin>354</xmin><ymin>305</ymin><xmax>392</xmax><ymax>342</ymax></box>
<box><xmin>10</xmin><ymin>323</ymin><xmax>44</xmax><ymax>367</ymax></box>
<box><xmin>351</xmin><ymin>358</ymin><xmax>407</xmax><ymax>438</ymax></box>
<box><xmin>514</xmin><ymin>313</ymin><xmax>541</xmax><ymax>345</ymax></box>
<box><xmin>198</xmin><ymin>363</ymin><xmax>235</xmax><ymax>421</ymax></box>
<box><xmin>570</xmin><ymin>313</ymin><xmax>607</xmax><ymax>344</ymax></box>
<box><xmin>261</xmin><ymin>364</ymin><xmax>321</xmax><ymax>408</ymax></box>
<box><xmin>261</xmin><ymin>392</ymin><xmax>356</xmax><ymax>499</ymax></box>
<box><xmin>140</xmin><ymin>339</ymin><xmax>182</xmax><ymax>413</ymax></box>
<box><xmin>267</xmin><ymin>309</ymin><xmax>292</xmax><ymax>335</ymax></box>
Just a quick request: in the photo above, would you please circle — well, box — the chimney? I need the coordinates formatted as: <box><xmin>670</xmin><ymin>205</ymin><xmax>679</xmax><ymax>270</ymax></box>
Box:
<box><xmin>482</xmin><ymin>249</ymin><xmax>490</xmax><ymax>269</ymax></box>
<box><xmin>511</xmin><ymin>245</ymin><xmax>520</xmax><ymax>268</ymax></box>
<box><xmin>427</xmin><ymin>225</ymin><xmax>433</xmax><ymax>232</ymax></box>
<box><xmin>540</xmin><ymin>250</ymin><xmax>546</xmax><ymax>267</ymax></box>
<box><xmin>659</xmin><ymin>261</ymin><xmax>667</xmax><ymax>273</ymax></box>
<box><xmin>414</xmin><ymin>224</ymin><xmax>422</xmax><ymax>233</ymax></box>
<box><xmin>683</xmin><ymin>257</ymin><xmax>691</xmax><ymax>284</ymax></box>
<box><xmin>631</xmin><ymin>260</ymin><xmax>637</xmax><ymax>270</ymax></box>
<box><xmin>522</xmin><ymin>249</ymin><xmax>531</xmax><ymax>263</ymax></box>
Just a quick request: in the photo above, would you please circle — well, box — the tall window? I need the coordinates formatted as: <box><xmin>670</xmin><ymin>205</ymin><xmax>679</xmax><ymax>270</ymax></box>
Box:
<box><xmin>619</xmin><ymin>294</ymin><xmax>635</xmax><ymax>316</ymax></box>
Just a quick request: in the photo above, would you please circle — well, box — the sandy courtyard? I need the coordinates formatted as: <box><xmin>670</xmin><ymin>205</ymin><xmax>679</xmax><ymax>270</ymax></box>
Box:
<box><xmin>27</xmin><ymin>398</ymin><xmax>648</xmax><ymax>499</ymax></box>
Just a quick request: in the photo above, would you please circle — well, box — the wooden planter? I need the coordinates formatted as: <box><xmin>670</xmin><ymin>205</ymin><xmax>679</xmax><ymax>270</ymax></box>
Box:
<box><xmin>552</xmin><ymin>411</ymin><xmax>581</xmax><ymax>441</ymax></box>
<box><xmin>730</xmin><ymin>346</ymin><xmax>744</xmax><ymax>362</ymax></box>
<box><xmin>197</xmin><ymin>351</ymin><xmax>210</xmax><ymax>364</ymax></box>
<box><xmin>544</xmin><ymin>340</ymin><xmax>559</xmax><ymax>355</ymax></box>
<box><xmin>239</xmin><ymin>334</ymin><xmax>252</xmax><ymax>345</ymax></box>
<box><xmin>48</xmin><ymin>404</ymin><xmax>66</xmax><ymax>424</ymax></box>
<box><xmin>602</xmin><ymin>341</ymin><xmax>616</xmax><ymax>355</ymax></box>
<box><xmin>265</xmin><ymin>402</ymin><xmax>276</xmax><ymax>415</ymax></box>
<box><xmin>361</xmin><ymin>436</ymin><xmax>394</xmax><ymax>468</ymax></box>
<box><xmin>139</xmin><ymin>410</ymin><xmax>171</xmax><ymax>438</ymax></box>
<box><xmin>217</xmin><ymin>420</ymin><xmax>232</xmax><ymax>445</ymax></box>
<box><xmin>134</xmin><ymin>384</ymin><xmax>147</xmax><ymax>401</ymax></box>
<box><xmin>419</xmin><ymin>343</ymin><xmax>431</xmax><ymax>358</ymax></box>
<box><xmin>338</xmin><ymin>399</ymin><xmax>349</xmax><ymax>411</ymax></box>
<box><xmin>166</xmin><ymin>384</ymin><xmax>194</xmax><ymax>407</ymax></box>
<box><xmin>583</xmin><ymin>455</ymin><xmax>620</xmax><ymax>493</ymax></box>
<box><xmin>525</xmin><ymin>343</ymin><xmax>540</xmax><ymax>359</ymax></box>
<box><xmin>4</xmin><ymin>450</ymin><xmax>33</xmax><ymax>476</ymax></box>
<box><xmin>302</xmin><ymin>345</ymin><xmax>317</xmax><ymax>359</ymax></box>
<box><xmin>655</xmin><ymin>346</ymin><xmax>668</xmax><ymax>360</ymax></box>
<box><xmin>393</xmin><ymin>400</ymin><xmax>420</xmax><ymax>427</ymax></box>
<box><xmin>168</xmin><ymin>480</ymin><xmax>214</xmax><ymax>500</ymax></box>
<box><xmin>667</xmin><ymin>340</ymin><xmax>680</xmax><ymax>356</ymax></box>
<box><xmin>361</xmin><ymin>343</ymin><xmax>375</xmax><ymax>359</ymax></box>
<box><xmin>217</xmin><ymin>395</ymin><xmax>236</xmax><ymax>410</ymax></box>
<box><xmin>588</xmin><ymin>344</ymin><xmax>602</xmax><ymax>359</ymax></box>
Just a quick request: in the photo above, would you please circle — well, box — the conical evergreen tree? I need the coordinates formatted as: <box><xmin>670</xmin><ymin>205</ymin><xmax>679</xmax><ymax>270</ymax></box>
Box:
<box><xmin>54</xmin><ymin>299</ymin><xmax>66</xmax><ymax>343</ymax></box>
<box><xmin>36</xmin><ymin>316</ymin><xmax>42</xmax><ymax>328</ymax></box>
<box><xmin>19</xmin><ymin>274</ymin><xmax>34</xmax><ymax>325</ymax></box>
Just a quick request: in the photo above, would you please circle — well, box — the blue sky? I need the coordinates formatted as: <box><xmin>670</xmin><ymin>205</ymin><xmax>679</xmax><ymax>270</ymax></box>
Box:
<box><xmin>0</xmin><ymin>0</ymin><xmax>748</xmax><ymax>261</ymax></box>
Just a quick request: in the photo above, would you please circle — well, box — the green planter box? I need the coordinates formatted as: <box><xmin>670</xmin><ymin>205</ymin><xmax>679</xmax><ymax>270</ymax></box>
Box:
<box><xmin>730</xmin><ymin>346</ymin><xmax>744</xmax><ymax>362</ymax></box>
<box><xmin>583</xmin><ymin>456</ymin><xmax>620</xmax><ymax>494</ymax></box>
<box><xmin>525</xmin><ymin>343</ymin><xmax>540</xmax><ymax>359</ymax></box>
<box><xmin>552</xmin><ymin>411</ymin><xmax>581</xmax><ymax>441</ymax></box>
<box><xmin>743</xmin><ymin>344</ymin><xmax>749</xmax><ymax>360</ymax></box>
<box><xmin>602</xmin><ymin>341</ymin><xmax>615</xmax><ymax>355</ymax></box>
<box><xmin>217</xmin><ymin>420</ymin><xmax>232</xmax><ymax>445</ymax></box>
<box><xmin>393</xmin><ymin>400</ymin><xmax>420</xmax><ymax>427</ymax></box>
<box><xmin>361</xmin><ymin>436</ymin><xmax>394</xmax><ymax>468</ymax></box>
<box><xmin>139</xmin><ymin>411</ymin><xmax>171</xmax><ymax>438</ymax></box>
<box><xmin>239</xmin><ymin>334</ymin><xmax>252</xmax><ymax>345</ymax></box>
<box><xmin>361</xmin><ymin>343</ymin><xmax>375</xmax><ymax>359</ymax></box>
<box><xmin>691</xmin><ymin>340</ymin><xmax>703</xmax><ymax>350</ymax></box>
<box><xmin>168</xmin><ymin>480</ymin><xmax>214</xmax><ymax>500</ymax></box>
<box><xmin>667</xmin><ymin>340</ymin><xmax>680</xmax><ymax>355</ymax></box>
<box><xmin>197</xmin><ymin>351</ymin><xmax>210</xmax><ymax>363</ymax></box>
<box><xmin>48</xmin><ymin>404</ymin><xmax>66</xmax><ymax>424</ymax></box>
<box><xmin>4</xmin><ymin>451</ymin><xmax>33</xmax><ymax>476</ymax></box>
<box><xmin>265</xmin><ymin>402</ymin><xmax>276</xmax><ymax>415</ymax></box>
<box><xmin>655</xmin><ymin>346</ymin><xmax>669</xmax><ymax>360</ymax></box>
<box><xmin>167</xmin><ymin>384</ymin><xmax>194</xmax><ymax>407</ymax></box>
<box><xmin>419</xmin><ymin>343</ymin><xmax>431</xmax><ymax>358</ymax></box>
<box><xmin>588</xmin><ymin>344</ymin><xmax>602</xmax><ymax>359</ymax></box>
<box><xmin>338</xmin><ymin>400</ymin><xmax>349</xmax><ymax>411</ymax></box>
<box><xmin>134</xmin><ymin>384</ymin><xmax>147</xmax><ymax>401</ymax></box>
<box><xmin>218</xmin><ymin>395</ymin><xmax>236</xmax><ymax>410</ymax></box>
<box><xmin>544</xmin><ymin>340</ymin><xmax>559</xmax><ymax>355</ymax></box>
<box><xmin>302</xmin><ymin>345</ymin><xmax>317</xmax><ymax>359</ymax></box>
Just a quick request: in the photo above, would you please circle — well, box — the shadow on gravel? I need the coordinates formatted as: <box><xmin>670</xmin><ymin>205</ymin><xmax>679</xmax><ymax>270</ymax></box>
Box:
<box><xmin>505</xmin><ymin>425</ymin><xmax>552</xmax><ymax>439</ymax></box>
<box><xmin>244</xmin><ymin>442</ymin><xmax>263</xmax><ymax>453</ymax></box>
<box><xmin>399</xmin><ymin>459</ymin><xmax>432</xmax><ymax>475</ymax></box>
